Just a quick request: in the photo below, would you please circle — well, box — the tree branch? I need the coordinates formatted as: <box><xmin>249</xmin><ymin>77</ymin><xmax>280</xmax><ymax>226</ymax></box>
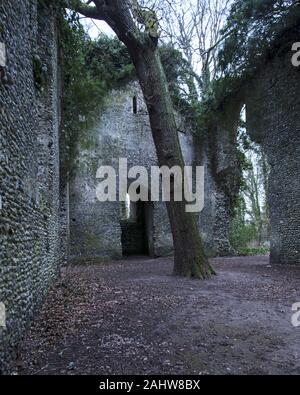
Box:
<box><xmin>96</xmin><ymin>1</ymin><xmax>146</xmax><ymax>49</ymax></box>
<box><xmin>75</xmin><ymin>1</ymin><xmax>103</xmax><ymax>20</ymax></box>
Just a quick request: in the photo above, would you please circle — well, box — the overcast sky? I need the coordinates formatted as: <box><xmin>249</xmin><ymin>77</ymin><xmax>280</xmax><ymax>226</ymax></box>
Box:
<box><xmin>81</xmin><ymin>18</ymin><xmax>115</xmax><ymax>38</ymax></box>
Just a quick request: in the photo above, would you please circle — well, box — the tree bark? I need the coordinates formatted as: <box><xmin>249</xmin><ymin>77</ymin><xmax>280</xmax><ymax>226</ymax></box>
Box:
<box><xmin>130</xmin><ymin>48</ymin><xmax>215</xmax><ymax>278</ymax></box>
<box><xmin>76</xmin><ymin>0</ymin><xmax>215</xmax><ymax>278</ymax></box>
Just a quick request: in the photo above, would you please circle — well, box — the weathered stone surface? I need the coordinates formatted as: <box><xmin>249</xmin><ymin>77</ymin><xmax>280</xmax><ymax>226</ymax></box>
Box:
<box><xmin>202</xmin><ymin>100</ymin><xmax>243</xmax><ymax>256</ymax></box>
<box><xmin>3</xmin><ymin>0</ymin><xmax>299</xmax><ymax>375</ymax></box>
<box><xmin>69</xmin><ymin>82</ymin><xmax>175</xmax><ymax>260</ymax></box>
<box><xmin>69</xmin><ymin>81</ymin><xmax>236</xmax><ymax>261</ymax></box>
<box><xmin>0</xmin><ymin>42</ymin><xmax>6</xmax><ymax>68</ymax></box>
<box><xmin>0</xmin><ymin>0</ymin><xmax>61</xmax><ymax>372</ymax></box>
<box><xmin>246</xmin><ymin>47</ymin><xmax>300</xmax><ymax>265</ymax></box>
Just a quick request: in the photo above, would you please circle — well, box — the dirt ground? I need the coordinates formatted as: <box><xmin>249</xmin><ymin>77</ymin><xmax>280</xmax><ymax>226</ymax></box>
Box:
<box><xmin>15</xmin><ymin>256</ymin><xmax>300</xmax><ymax>375</ymax></box>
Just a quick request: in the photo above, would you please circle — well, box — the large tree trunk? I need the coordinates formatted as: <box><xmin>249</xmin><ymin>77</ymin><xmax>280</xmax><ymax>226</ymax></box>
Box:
<box><xmin>130</xmin><ymin>48</ymin><xmax>215</xmax><ymax>278</ymax></box>
<box><xmin>76</xmin><ymin>0</ymin><xmax>215</xmax><ymax>278</ymax></box>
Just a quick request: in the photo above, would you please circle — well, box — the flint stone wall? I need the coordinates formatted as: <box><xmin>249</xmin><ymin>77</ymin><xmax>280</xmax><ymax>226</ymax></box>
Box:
<box><xmin>0</xmin><ymin>0</ymin><xmax>61</xmax><ymax>372</ymax></box>
<box><xmin>69</xmin><ymin>82</ymin><xmax>236</xmax><ymax>260</ymax></box>
<box><xmin>246</xmin><ymin>47</ymin><xmax>300</xmax><ymax>265</ymax></box>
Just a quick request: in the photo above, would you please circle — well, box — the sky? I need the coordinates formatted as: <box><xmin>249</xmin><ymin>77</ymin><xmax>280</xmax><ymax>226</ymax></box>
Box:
<box><xmin>78</xmin><ymin>1</ymin><xmax>265</xmax><ymax>223</ymax></box>
<box><xmin>81</xmin><ymin>18</ymin><xmax>115</xmax><ymax>38</ymax></box>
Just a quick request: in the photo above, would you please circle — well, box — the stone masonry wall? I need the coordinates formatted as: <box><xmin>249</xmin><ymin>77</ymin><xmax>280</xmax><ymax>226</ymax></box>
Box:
<box><xmin>207</xmin><ymin>100</ymin><xmax>243</xmax><ymax>256</ymax></box>
<box><xmin>69</xmin><ymin>82</ymin><xmax>174</xmax><ymax>260</ymax></box>
<box><xmin>69</xmin><ymin>81</ymin><xmax>236</xmax><ymax>261</ymax></box>
<box><xmin>246</xmin><ymin>46</ymin><xmax>300</xmax><ymax>265</ymax></box>
<box><xmin>0</xmin><ymin>0</ymin><xmax>61</xmax><ymax>372</ymax></box>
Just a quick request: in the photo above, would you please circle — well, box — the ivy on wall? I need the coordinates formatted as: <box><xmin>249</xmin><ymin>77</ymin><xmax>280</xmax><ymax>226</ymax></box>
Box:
<box><xmin>57</xmin><ymin>2</ymin><xmax>134</xmax><ymax>181</ymax></box>
<box><xmin>200</xmin><ymin>0</ymin><xmax>300</xmax><ymax>120</ymax></box>
<box><xmin>56</xmin><ymin>2</ymin><xmax>193</xmax><ymax>181</ymax></box>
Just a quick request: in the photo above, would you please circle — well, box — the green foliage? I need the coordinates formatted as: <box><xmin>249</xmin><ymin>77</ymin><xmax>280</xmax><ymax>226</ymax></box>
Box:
<box><xmin>236</xmin><ymin>246</ymin><xmax>270</xmax><ymax>256</ymax></box>
<box><xmin>57</xmin><ymin>5</ymin><xmax>134</xmax><ymax>179</ymax></box>
<box><xmin>191</xmin><ymin>1</ymin><xmax>300</xmax><ymax>224</ymax></box>
<box><xmin>159</xmin><ymin>44</ymin><xmax>198</xmax><ymax>114</ymax></box>
<box><xmin>229</xmin><ymin>215</ymin><xmax>257</xmax><ymax>251</ymax></box>
<box><xmin>85</xmin><ymin>34</ymin><xmax>135</xmax><ymax>89</ymax></box>
<box><xmin>196</xmin><ymin>1</ymin><xmax>300</xmax><ymax>129</ymax></box>
<box><xmin>229</xmin><ymin>197</ymin><xmax>270</xmax><ymax>256</ymax></box>
<box><xmin>159</xmin><ymin>44</ymin><xmax>205</xmax><ymax>122</ymax></box>
<box><xmin>218</xmin><ymin>0</ymin><xmax>300</xmax><ymax>80</ymax></box>
<box><xmin>229</xmin><ymin>132</ymin><xmax>271</xmax><ymax>254</ymax></box>
<box><xmin>56</xmin><ymin>9</ymin><xmax>196</xmax><ymax>179</ymax></box>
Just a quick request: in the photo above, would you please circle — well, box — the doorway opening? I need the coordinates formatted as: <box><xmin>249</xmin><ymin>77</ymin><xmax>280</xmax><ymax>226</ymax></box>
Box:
<box><xmin>229</xmin><ymin>104</ymin><xmax>270</xmax><ymax>255</ymax></box>
<box><xmin>120</xmin><ymin>193</ymin><xmax>154</xmax><ymax>257</ymax></box>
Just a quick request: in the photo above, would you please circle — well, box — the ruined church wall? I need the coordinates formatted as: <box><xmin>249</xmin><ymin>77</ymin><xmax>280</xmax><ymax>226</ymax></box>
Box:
<box><xmin>196</xmin><ymin>146</ymin><xmax>235</xmax><ymax>257</ymax></box>
<box><xmin>246</xmin><ymin>48</ymin><xmax>300</xmax><ymax>265</ymax></box>
<box><xmin>69</xmin><ymin>82</ymin><xmax>175</xmax><ymax>260</ymax></box>
<box><xmin>194</xmin><ymin>98</ymin><xmax>242</xmax><ymax>257</ymax></box>
<box><xmin>69</xmin><ymin>81</ymin><xmax>237</xmax><ymax>261</ymax></box>
<box><xmin>0</xmin><ymin>0</ymin><xmax>61</xmax><ymax>372</ymax></box>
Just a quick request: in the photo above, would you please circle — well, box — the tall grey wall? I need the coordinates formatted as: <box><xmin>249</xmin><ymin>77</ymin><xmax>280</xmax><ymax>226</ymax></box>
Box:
<box><xmin>69</xmin><ymin>82</ymin><xmax>236</xmax><ymax>261</ymax></box>
<box><xmin>187</xmin><ymin>94</ymin><xmax>242</xmax><ymax>258</ymax></box>
<box><xmin>0</xmin><ymin>0</ymin><xmax>61</xmax><ymax>372</ymax></box>
<box><xmin>69</xmin><ymin>82</ymin><xmax>174</xmax><ymax>260</ymax></box>
<box><xmin>246</xmin><ymin>48</ymin><xmax>300</xmax><ymax>265</ymax></box>
<box><xmin>205</xmin><ymin>100</ymin><xmax>242</xmax><ymax>256</ymax></box>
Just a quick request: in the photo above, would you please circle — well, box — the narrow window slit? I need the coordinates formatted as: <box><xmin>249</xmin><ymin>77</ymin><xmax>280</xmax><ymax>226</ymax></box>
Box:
<box><xmin>133</xmin><ymin>96</ymin><xmax>137</xmax><ymax>114</ymax></box>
